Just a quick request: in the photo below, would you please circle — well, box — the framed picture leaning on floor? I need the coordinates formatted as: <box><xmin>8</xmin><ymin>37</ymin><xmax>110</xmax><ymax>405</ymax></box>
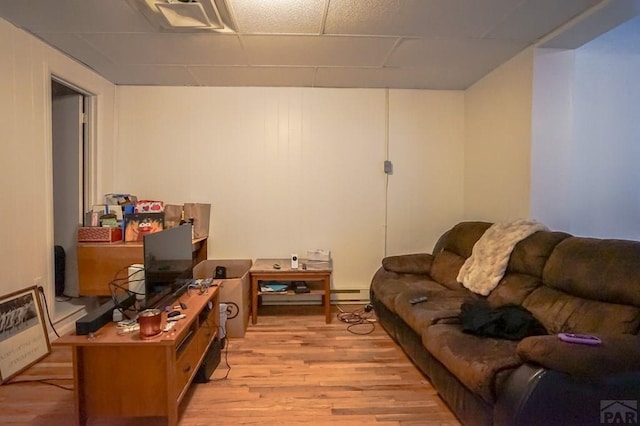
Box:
<box><xmin>0</xmin><ymin>285</ymin><xmax>51</xmax><ymax>383</ymax></box>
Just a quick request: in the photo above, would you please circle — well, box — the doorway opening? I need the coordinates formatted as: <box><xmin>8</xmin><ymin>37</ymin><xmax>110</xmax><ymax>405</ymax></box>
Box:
<box><xmin>51</xmin><ymin>78</ymin><xmax>96</xmax><ymax>323</ymax></box>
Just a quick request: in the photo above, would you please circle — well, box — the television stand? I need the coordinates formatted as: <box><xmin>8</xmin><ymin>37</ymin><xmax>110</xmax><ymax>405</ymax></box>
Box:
<box><xmin>55</xmin><ymin>285</ymin><xmax>220</xmax><ymax>425</ymax></box>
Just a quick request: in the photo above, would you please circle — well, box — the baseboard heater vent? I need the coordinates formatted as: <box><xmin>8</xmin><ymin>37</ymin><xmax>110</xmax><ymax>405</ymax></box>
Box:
<box><xmin>331</xmin><ymin>288</ymin><xmax>369</xmax><ymax>302</ymax></box>
<box><xmin>261</xmin><ymin>288</ymin><xmax>369</xmax><ymax>306</ymax></box>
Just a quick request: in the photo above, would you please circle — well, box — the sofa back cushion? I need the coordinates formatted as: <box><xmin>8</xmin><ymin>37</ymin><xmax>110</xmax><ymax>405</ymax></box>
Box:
<box><xmin>431</xmin><ymin>222</ymin><xmax>491</xmax><ymax>291</ymax></box>
<box><xmin>507</xmin><ymin>231</ymin><xmax>571</xmax><ymax>277</ymax></box>
<box><xmin>430</xmin><ymin>251</ymin><xmax>466</xmax><ymax>291</ymax></box>
<box><xmin>439</xmin><ymin>221</ymin><xmax>492</xmax><ymax>258</ymax></box>
<box><xmin>525</xmin><ymin>237</ymin><xmax>640</xmax><ymax>335</ymax></box>
<box><xmin>487</xmin><ymin>231</ymin><xmax>570</xmax><ymax>306</ymax></box>
<box><xmin>524</xmin><ymin>286</ymin><xmax>640</xmax><ymax>334</ymax></box>
<box><xmin>543</xmin><ymin>237</ymin><xmax>640</xmax><ymax>308</ymax></box>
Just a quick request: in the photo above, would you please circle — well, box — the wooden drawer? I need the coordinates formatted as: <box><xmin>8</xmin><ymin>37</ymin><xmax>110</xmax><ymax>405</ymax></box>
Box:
<box><xmin>196</xmin><ymin>322</ymin><xmax>216</xmax><ymax>353</ymax></box>
<box><xmin>174</xmin><ymin>332</ymin><xmax>199</xmax><ymax>399</ymax></box>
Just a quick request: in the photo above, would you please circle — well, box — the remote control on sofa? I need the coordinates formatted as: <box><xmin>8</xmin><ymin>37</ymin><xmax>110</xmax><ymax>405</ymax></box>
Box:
<box><xmin>410</xmin><ymin>295</ymin><xmax>429</xmax><ymax>305</ymax></box>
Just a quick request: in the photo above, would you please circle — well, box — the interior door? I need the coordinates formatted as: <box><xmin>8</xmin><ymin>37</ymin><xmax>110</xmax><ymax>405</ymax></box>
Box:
<box><xmin>52</xmin><ymin>94</ymin><xmax>84</xmax><ymax>298</ymax></box>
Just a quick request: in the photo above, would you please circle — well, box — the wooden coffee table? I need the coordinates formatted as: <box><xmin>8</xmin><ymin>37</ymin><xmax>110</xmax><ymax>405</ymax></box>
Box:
<box><xmin>250</xmin><ymin>258</ymin><xmax>333</xmax><ymax>324</ymax></box>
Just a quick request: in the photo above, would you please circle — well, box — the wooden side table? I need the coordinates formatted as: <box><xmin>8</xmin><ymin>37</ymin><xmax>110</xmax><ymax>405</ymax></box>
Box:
<box><xmin>250</xmin><ymin>258</ymin><xmax>333</xmax><ymax>324</ymax></box>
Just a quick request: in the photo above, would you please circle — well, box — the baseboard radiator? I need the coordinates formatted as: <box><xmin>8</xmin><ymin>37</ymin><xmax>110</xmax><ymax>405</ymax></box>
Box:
<box><xmin>261</xmin><ymin>288</ymin><xmax>369</xmax><ymax>305</ymax></box>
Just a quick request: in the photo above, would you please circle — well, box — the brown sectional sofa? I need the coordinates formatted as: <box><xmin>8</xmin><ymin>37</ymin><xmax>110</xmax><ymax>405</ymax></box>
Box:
<box><xmin>370</xmin><ymin>221</ymin><xmax>640</xmax><ymax>425</ymax></box>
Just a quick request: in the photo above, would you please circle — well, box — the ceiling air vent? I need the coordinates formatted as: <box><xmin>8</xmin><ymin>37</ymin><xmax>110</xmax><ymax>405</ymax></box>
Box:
<box><xmin>128</xmin><ymin>0</ymin><xmax>236</xmax><ymax>32</ymax></box>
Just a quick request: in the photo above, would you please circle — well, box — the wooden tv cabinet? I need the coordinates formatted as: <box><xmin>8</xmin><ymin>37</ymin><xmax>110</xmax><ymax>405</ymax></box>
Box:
<box><xmin>55</xmin><ymin>285</ymin><xmax>220</xmax><ymax>426</ymax></box>
<box><xmin>77</xmin><ymin>237</ymin><xmax>207</xmax><ymax>296</ymax></box>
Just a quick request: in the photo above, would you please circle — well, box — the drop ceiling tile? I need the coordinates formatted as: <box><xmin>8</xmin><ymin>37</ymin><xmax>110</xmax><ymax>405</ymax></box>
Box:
<box><xmin>100</xmin><ymin>65</ymin><xmax>199</xmax><ymax>86</ymax></box>
<box><xmin>80</xmin><ymin>33</ymin><xmax>247</xmax><ymax>66</ymax></box>
<box><xmin>486</xmin><ymin>0</ymin><xmax>602</xmax><ymax>41</ymax></box>
<box><xmin>242</xmin><ymin>34</ymin><xmax>397</xmax><ymax>67</ymax></box>
<box><xmin>387</xmin><ymin>38</ymin><xmax>527</xmax><ymax>74</ymax></box>
<box><xmin>315</xmin><ymin>66</ymin><xmax>482</xmax><ymax>90</ymax></box>
<box><xmin>190</xmin><ymin>66</ymin><xmax>316</xmax><ymax>86</ymax></box>
<box><xmin>229</xmin><ymin>0</ymin><xmax>327</xmax><ymax>34</ymax></box>
<box><xmin>0</xmin><ymin>0</ymin><xmax>154</xmax><ymax>33</ymax></box>
<box><xmin>325</xmin><ymin>0</ymin><xmax>520</xmax><ymax>38</ymax></box>
<box><xmin>35</xmin><ymin>33</ymin><xmax>116</xmax><ymax>73</ymax></box>
<box><xmin>314</xmin><ymin>67</ymin><xmax>387</xmax><ymax>89</ymax></box>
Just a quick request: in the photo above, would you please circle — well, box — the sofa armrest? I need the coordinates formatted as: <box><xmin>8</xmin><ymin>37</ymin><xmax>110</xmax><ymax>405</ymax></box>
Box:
<box><xmin>517</xmin><ymin>334</ymin><xmax>640</xmax><ymax>378</ymax></box>
<box><xmin>382</xmin><ymin>253</ymin><xmax>434</xmax><ymax>274</ymax></box>
<box><xmin>495</xmin><ymin>363</ymin><xmax>640</xmax><ymax>426</ymax></box>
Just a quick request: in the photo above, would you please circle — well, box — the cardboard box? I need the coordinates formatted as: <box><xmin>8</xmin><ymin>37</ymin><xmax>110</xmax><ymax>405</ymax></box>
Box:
<box><xmin>193</xmin><ymin>259</ymin><xmax>252</xmax><ymax>338</ymax></box>
<box><xmin>307</xmin><ymin>249</ymin><xmax>331</xmax><ymax>262</ymax></box>
<box><xmin>77</xmin><ymin>227</ymin><xmax>122</xmax><ymax>242</ymax></box>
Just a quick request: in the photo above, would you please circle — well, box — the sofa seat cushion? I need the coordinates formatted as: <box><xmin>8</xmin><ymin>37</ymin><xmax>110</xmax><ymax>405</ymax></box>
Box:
<box><xmin>370</xmin><ymin>267</ymin><xmax>447</xmax><ymax>313</ymax></box>
<box><xmin>423</xmin><ymin>324</ymin><xmax>522</xmax><ymax>404</ymax></box>
<box><xmin>395</xmin><ymin>290</ymin><xmax>474</xmax><ymax>335</ymax></box>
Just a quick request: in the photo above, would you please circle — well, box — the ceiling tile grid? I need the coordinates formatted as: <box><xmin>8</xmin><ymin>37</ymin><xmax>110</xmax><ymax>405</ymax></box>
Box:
<box><xmin>0</xmin><ymin>0</ymin><xmax>612</xmax><ymax>89</ymax></box>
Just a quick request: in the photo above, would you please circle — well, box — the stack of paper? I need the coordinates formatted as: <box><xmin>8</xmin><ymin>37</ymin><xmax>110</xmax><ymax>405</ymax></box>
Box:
<box><xmin>260</xmin><ymin>282</ymin><xmax>288</xmax><ymax>292</ymax></box>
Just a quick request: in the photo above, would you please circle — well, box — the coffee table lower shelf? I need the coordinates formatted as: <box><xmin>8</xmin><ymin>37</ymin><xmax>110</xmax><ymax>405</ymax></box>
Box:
<box><xmin>250</xmin><ymin>258</ymin><xmax>333</xmax><ymax>324</ymax></box>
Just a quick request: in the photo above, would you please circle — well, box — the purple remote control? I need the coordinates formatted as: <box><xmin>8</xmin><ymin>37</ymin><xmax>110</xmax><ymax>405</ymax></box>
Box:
<box><xmin>557</xmin><ymin>333</ymin><xmax>602</xmax><ymax>346</ymax></box>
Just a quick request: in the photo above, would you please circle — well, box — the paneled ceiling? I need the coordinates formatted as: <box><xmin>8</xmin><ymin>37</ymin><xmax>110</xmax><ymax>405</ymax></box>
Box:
<box><xmin>0</xmin><ymin>0</ymin><xmax>616</xmax><ymax>89</ymax></box>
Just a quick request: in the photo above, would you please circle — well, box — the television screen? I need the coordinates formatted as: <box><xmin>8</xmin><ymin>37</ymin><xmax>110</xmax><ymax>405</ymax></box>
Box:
<box><xmin>143</xmin><ymin>224</ymin><xmax>194</xmax><ymax>309</ymax></box>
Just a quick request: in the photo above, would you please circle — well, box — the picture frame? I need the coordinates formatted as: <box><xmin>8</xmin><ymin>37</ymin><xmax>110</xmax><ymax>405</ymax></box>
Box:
<box><xmin>0</xmin><ymin>285</ymin><xmax>51</xmax><ymax>384</ymax></box>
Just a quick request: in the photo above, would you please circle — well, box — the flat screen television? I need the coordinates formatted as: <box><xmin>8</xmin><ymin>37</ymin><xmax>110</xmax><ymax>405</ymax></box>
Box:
<box><xmin>143</xmin><ymin>224</ymin><xmax>194</xmax><ymax>309</ymax></box>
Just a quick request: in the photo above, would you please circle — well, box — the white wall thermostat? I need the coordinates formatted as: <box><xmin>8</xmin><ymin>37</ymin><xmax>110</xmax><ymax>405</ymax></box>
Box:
<box><xmin>291</xmin><ymin>254</ymin><xmax>299</xmax><ymax>269</ymax></box>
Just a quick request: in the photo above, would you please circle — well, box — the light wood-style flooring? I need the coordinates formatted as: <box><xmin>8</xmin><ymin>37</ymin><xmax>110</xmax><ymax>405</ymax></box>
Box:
<box><xmin>0</xmin><ymin>305</ymin><xmax>460</xmax><ymax>425</ymax></box>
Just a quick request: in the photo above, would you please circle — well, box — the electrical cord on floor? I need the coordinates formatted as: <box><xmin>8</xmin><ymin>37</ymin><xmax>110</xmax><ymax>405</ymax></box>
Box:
<box><xmin>336</xmin><ymin>303</ymin><xmax>376</xmax><ymax>335</ymax></box>
<box><xmin>4</xmin><ymin>379</ymin><xmax>73</xmax><ymax>391</ymax></box>
<box><xmin>197</xmin><ymin>315</ymin><xmax>231</xmax><ymax>383</ymax></box>
<box><xmin>210</xmin><ymin>337</ymin><xmax>231</xmax><ymax>382</ymax></box>
<box><xmin>37</xmin><ymin>286</ymin><xmax>60</xmax><ymax>338</ymax></box>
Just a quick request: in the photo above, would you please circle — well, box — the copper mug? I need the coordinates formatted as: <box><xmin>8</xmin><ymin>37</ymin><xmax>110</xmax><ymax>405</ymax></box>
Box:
<box><xmin>139</xmin><ymin>309</ymin><xmax>162</xmax><ymax>339</ymax></box>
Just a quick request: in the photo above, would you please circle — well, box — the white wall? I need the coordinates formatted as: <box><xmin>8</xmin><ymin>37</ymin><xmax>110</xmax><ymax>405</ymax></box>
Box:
<box><xmin>115</xmin><ymin>87</ymin><xmax>466</xmax><ymax>289</ymax></box>
<box><xmin>530</xmin><ymin>48</ymin><xmax>576</xmax><ymax>232</ymax></box>
<box><xmin>464</xmin><ymin>48</ymin><xmax>535</xmax><ymax>222</ymax></box>
<box><xmin>387</xmin><ymin>90</ymin><xmax>465</xmax><ymax>254</ymax></box>
<box><xmin>569</xmin><ymin>22</ymin><xmax>640</xmax><ymax>239</ymax></box>
<box><xmin>115</xmin><ymin>87</ymin><xmax>386</xmax><ymax>290</ymax></box>
<box><xmin>531</xmin><ymin>17</ymin><xmax>640</xmax><ymax>240</ymax></box>
<box><xmin>0</xmin><ymin>18</ymin><xmax>115</xmax><ymax>321</ymax></box>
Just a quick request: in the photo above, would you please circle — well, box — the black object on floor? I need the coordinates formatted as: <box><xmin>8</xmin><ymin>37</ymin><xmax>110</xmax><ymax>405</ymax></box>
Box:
<box><xmin>194</xmin><ymin>337</ymin><xmax>222</xmax><ymax>383</ymax></box>
<box><xmin>54</xmin><ymin>245</ymin><xmax>66</xmax><ymax>297</ymax></box>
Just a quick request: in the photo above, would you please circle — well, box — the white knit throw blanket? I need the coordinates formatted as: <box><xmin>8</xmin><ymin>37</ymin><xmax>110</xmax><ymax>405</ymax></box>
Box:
<box><xmin>457</xmin><ymin>219</ymin><xmax>548</xmax><ymax>296</ymax></box>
